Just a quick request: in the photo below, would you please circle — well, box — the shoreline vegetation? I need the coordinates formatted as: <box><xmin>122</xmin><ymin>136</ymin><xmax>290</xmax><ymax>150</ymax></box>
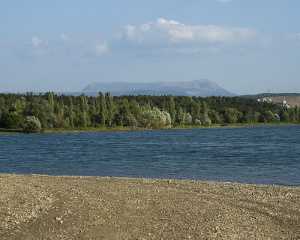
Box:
<box><xmin>0</xmin><ymin>122</ymin><xmax>299</xmax><ymax>134</ymax></box>
<box><xmin>1</xmin><ymin>93</ymin><xmax>300</xmax><ymax>133</ymax></box>
<box><xmin>0</xmin><ymin>174</ymin><xmax>299</xmax><ymax>239</ymax></box>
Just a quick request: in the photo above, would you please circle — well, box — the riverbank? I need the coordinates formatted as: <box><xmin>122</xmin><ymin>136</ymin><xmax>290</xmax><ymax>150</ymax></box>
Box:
<box><xmin>1</xmin><ymin>174</ymin><xmax>299</xmax><ymax>239</ymax></box>
<box><xmin>0</xmin><ymin>122</ymin><xmax>298</xmax><ymax>134</ymax></box>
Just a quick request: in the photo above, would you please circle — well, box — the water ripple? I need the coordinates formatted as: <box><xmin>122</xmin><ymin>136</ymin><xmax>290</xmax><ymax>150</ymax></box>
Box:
<box><xmin>0</xmin><ymin>126</ymin><xmax>300</xmax><ymax>185</ymax></box>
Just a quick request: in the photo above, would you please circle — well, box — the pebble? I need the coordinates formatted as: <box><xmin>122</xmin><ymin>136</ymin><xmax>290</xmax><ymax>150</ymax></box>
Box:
<box><xmin>55</xmin><ymin>217</ymin><xmax>63</xmax><ymax>224</ymax></box>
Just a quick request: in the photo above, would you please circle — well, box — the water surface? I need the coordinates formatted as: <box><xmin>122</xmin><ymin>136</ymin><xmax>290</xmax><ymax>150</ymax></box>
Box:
<box><xmin>1</xmin><ymin>126</ymin><xmax>300</xmax><ymax>186</ymax></box>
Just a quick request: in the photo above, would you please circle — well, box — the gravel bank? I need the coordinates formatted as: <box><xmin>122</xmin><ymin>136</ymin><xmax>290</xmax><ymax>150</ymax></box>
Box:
<box><xmin>0</xmin><ymin>174</ymin><xmax>299</xmax><ymax>239</ymax></box>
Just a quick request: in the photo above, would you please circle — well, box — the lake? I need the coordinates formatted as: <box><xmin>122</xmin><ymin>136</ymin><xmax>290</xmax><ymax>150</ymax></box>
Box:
<box><xmin>0</xmin><ymin>126</ymin><xmax>300</xmax><ymax>186</ymax></box>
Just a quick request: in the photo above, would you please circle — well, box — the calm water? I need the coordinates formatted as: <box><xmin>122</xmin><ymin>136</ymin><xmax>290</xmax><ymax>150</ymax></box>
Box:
<box><xmin>0</xmin><ymin>126</ymin><xmax>300</xmax><ymax>186</ymax></box>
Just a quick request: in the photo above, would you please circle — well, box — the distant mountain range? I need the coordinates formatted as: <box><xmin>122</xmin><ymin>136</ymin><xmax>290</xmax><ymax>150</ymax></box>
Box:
<box><xmin>82</xmin><ymin>80</ymin><xmax>234</xmax><ymax>97</ymax></box>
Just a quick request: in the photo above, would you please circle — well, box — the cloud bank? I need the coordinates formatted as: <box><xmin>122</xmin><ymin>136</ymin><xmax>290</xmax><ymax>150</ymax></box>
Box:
<box><xmin>122</xmin><ymin>18</ymin><xmax>257</xmax><ymax>46</ymax></box>
<box><xmin>24</xmin><ymin>18</ymin><xmax>260</xmax><ymax>59</ymax></box>
<box><xmin>95</xmin><ymin>42</ymin><xmax>110</xmax><ymax>56</ymax></box>
<box><xmin>31</xmin><ymin>36</ymin><xmax>48</xmax><ymax>48</ymax></box>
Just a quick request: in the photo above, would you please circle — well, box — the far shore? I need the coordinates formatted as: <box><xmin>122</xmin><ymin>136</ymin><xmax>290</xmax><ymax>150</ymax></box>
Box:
<box><xmin>0</xmin><ymin>122</ymin><xmax>298</xmax><ymax>134</ymax></box>
<box><xmin>0</xmin><ymin>174</ymin><xmax>299</xmax><ymax>239</ymax></box>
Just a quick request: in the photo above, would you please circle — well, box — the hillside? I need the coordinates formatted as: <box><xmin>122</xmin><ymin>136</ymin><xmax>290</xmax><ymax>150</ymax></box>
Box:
<box><xmin>243</xmin><ymin>93</ymin><xmax>300</xmax><ymax>107</ymax></box>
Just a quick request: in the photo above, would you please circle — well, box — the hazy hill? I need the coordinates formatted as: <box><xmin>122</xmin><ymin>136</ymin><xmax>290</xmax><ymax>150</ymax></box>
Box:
<box><xmin>82</xmin><ymin>80</ymin><xmax>234</xmax><ymax>97</ymax></box>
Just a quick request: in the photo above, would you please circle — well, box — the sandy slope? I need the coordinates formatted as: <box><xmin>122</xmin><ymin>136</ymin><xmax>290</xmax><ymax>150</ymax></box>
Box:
<box><xmin>0</xmin><ymin>174</ymin><xmax>299</xmax><ymax>240</ymax></box>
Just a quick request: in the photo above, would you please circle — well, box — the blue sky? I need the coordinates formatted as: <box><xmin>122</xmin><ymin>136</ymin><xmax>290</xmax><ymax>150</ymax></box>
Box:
<box><xmin>1</xmin><ymin>0</ymin><xmax>300</xmax><ymax>94</ymax></box>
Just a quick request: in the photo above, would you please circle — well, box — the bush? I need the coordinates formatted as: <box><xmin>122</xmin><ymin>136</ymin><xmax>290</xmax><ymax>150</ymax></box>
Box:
<box><xmin>183</xmin><ymin>113</ymin><xmax>193</xmax><ymax>125</ymax></box>
<box><xmin>194</xmin><ymin>119</ymin><xmax>202</xmax><ymax>125</ymax></box>
<box><xmin>0</xmin><ymin>111</ymin><xmax>23</xmax><ymax>129</ymax></box>
<box><xmin>260</xmin><ymin>110</ymin><xmax>276</xmax><ymax>123</ymax></box>
<box><xmin>125</xmin><ymin>114</ymin><xmax>138</xmax><ymax>128</ymax></box>
<box><xmin>141</xmin><ymin>107</ymin><xmax>171</xmax><ymax>129</ymax></box>
<box><xmin>201</xmin><ymin>114</ymin><xmax>212</xmax><ymax>126</ymax></box>
<box><xmin>224</xmin><ymin>108</ymin><xmax>242</xmax><ymax>124</ymax></box>
<box><xmin>23</xmin><ymin>116</ymin><xmax>42</xmax><ymax>133</ymax></box>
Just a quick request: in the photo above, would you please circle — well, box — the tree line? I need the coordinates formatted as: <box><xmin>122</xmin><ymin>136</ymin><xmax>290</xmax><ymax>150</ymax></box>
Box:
<box><xmin>0</xmin><ymin>93</ymin><xmax>299</xmax><ymax>132</ymax></box>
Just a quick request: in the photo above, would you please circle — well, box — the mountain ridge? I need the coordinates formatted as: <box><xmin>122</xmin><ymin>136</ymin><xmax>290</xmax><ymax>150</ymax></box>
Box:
<box><xmin>82</xmin><ymin>80</ymin><xmax>234</xmax><ymax>97</ymax></box>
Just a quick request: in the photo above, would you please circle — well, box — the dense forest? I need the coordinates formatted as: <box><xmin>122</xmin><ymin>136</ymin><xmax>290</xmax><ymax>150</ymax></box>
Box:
<box><xmin>0</xmin><ymin>93</ymin><xmax>299</xmax><ymax>132</ymax></box>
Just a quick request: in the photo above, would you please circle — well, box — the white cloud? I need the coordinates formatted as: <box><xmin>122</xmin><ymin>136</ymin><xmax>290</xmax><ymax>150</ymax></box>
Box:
<box><xmin>31</xmin><ymin>36</ymin><xmax>48</xmax><ymax>48</ymax></box>
<box><xmin>122</xmin><ymin>18</ymin><xmax>256</xmax><ymax>45</ymax></box>
<box><xmin>95</xmin><ymin>42</ymin><xmax>110</xmax><ymax>56</ymax></box>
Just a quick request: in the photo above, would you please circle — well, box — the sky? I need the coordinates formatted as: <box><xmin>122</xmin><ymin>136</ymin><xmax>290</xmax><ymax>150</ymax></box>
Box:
<box><xmin>1</xmin><ymin>0</ymin><xmax>300</xmax><ymax>94</ymax></box>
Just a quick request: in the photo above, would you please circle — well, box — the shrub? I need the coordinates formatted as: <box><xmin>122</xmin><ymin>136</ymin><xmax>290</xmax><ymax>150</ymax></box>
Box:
<box><xmin>183</xmin><ymin>113</ymin><xmax>193</xmax><ymax>125</ymax></box>
<box><xmin>194</xmin><ymin>119</ymin><xmax>202</xmax><ymax>125</ymax></box>
<box><xmin>201</xmin><ymin>114</ymin><xmax>212</xmax><ymax>126</ymax></box>
<box><xmin>23</xmin><ymin>116</ymin><xmax>42</xmax><ymax>133</ymax></box>
<box><xmin>141</xmin><ymin>107</ymin><xmax>171</xmax><ymax>129</ymax></box>
<box><xmin>224</xmin><ymin>108</ymin><xmax>242</xmax><ymax>124</ymax></box>
<box><xmin>0</xmin><ymin>111</ymin><xmax>23</xmax><ymax>129</ymax></box>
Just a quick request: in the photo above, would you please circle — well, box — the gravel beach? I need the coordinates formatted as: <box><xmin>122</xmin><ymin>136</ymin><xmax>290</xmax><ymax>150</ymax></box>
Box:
<box><xmin>0</xmin><ymin>174</ymin><xmax>299</xmax><ymax>240</ymax></box>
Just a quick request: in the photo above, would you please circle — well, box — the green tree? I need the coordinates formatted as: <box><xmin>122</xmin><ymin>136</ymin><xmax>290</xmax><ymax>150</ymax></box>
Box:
<box><xmin>140</xmin><ymin>107</ymin><xmax>171</xmax><ymax>129</ymax></box>
<box><xmin>209</xmin><ymin>110</ymin><xmax>222</xmax><ymax>124</ymax></box>
<box><xmin>78</xmin><ymin>95</ymin><xmax>90</xmax><ymax>128</ymax></box>
<box><xmin>99</xmin><ymin>92</ymin><xmax>107</xmax><ymax>126</ymax></box>
<box><xmin>280</xmin><ymin>110</ymin><xmax>290</xmax><ymax>122</ymax></box>
<box><xmin>175</xmin><ymin>107</ymin><xmax>185</xmax><ymax>126</ymax></box>
<box><xmin>23</xmin><ymin>116</ymin><xmax>42</xmax><ymax>133</ymax></box>
<box><xmin>224</xmin><ymin>108</ymin><xmax>242</xmax><ymax>124</ymax></box>
<box><xmin>0</xmin><ymin>111</ymin><xmax>23</xmax><ymax>129</ymax></box>
<box><xmin>114</xmin><ymin>99</ymin><xmax>131</xmax><ymax>126</ymax></box>
<box><xmin>54</xmin><ymin>100</ymin><xmax>66</xmax><ymax>128</ymax></box>
<box><xmin>260</xmin><ymin>110</ymin><xmax>276</xmax><ymax>123</ymax></box>
<box><xmin>183</xmin><ymin>112</ymin><xmax>193</xmax><ymax>125</ymax></box>
<box><xmin>191</xmin><ymin>101</ymin><xmax>201</xmax><ymax>124</ymax></box>
<box><xmin>166</xmin><ymin>97</ymin><xmax>176</xmax><ymax>125</ymax></box>
<box><xmin>105</xmin><ymin>93</ymin><xmax>115</xmax><ymax>127</ymax></box>
<box><xmin>67</xmin><ymin>97</ymin><xmax>75</xmax><ymax>128</ymax></box>
<box><xmin>47</xmin><ymin>92</ymin><xmax>55</xmax><ymax>113</ymax></box>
